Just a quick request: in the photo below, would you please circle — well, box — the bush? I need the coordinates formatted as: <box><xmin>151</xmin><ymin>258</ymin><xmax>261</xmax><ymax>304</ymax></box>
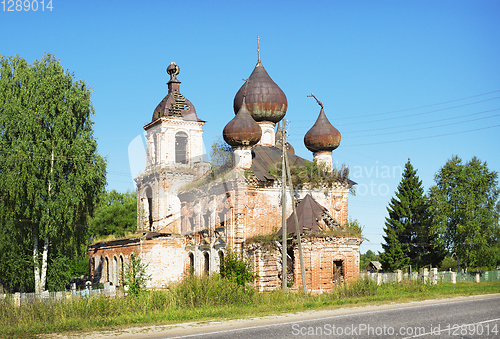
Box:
<box><xmin>122</xmin><ymin>253</ymin><xmax>151</xmax><ymax>296</ymax></box>
<box><xmin>219</xmin><ymin>250</ymin><xmax>256</xmax><ymax>286</ymax></box>
<box><xmin>440</xmin><ymin>257</ymin><xmax>458</xmax><ymax>272</ymax></box>
<box><xmin>172</xmin><ymin>274</ymin><xmax>255</xmax><ymax>307</ymax></box>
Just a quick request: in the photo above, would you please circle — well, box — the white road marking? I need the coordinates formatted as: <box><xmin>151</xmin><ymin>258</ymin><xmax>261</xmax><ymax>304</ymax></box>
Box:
<box><xmin>166</xmin><ymin>295</ymin><xmax>500</xmax><ymax>338</ymax></box>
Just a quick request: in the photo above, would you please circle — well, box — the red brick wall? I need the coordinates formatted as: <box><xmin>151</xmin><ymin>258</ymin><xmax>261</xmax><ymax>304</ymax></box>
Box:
<box><xmin>290</xmin><ymin>236</ymin><xmax>362</xmax><ymax>293</ymax></box>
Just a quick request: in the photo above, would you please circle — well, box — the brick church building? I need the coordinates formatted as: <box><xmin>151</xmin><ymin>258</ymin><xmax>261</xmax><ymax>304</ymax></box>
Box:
<box><xmin>89</xmin><ymin>45</ymin><xmax>362</xmax><ymax>293</ymax></box>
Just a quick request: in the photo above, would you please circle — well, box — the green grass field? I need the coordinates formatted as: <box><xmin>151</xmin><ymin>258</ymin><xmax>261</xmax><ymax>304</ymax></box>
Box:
<box><xmin>1</xmin><ymin>276</ymin><xmax>499</xmax><ymax>339</ymax></box>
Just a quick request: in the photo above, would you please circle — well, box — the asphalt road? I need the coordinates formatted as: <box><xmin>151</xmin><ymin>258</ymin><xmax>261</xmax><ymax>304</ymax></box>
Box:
<box><xmin>74</xmin><ymin>294</ymin><xmax>500</xmax><ymax>339</ymax></box>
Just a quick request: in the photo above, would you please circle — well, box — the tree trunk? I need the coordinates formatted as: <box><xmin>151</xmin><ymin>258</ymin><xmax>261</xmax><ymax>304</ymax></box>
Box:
<box><xmin>34</xmin><ymin>150</ymin><xmax>54</xmax><ymax>294</ymax></box>
<box><xmin>33</xmin><ymin>235</ymin><xmax>49</xmax><ymax>294</ymax></box>
<box><xmin>33</xmin><ymin>234</ymin><xmax>40</xmax><ymax>294</ymax></box>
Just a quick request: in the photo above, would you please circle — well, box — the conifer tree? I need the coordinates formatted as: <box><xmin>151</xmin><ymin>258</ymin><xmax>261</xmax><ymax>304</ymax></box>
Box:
<box><xmin>380</xmin><ymin>159</ymin><xmax>433</xmax><ymax>271</ymax></box>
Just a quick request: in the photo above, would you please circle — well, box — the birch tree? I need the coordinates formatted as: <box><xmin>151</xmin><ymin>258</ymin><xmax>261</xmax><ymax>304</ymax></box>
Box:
<box><xmin>0</xmin><ymin>54</ymin><xmax>106</xmax><ymax>293</ymax></box>
<box><xmin>428</xmin><ymin>156</ymin><xmax>499</xmax><ymax>270</ymax></box>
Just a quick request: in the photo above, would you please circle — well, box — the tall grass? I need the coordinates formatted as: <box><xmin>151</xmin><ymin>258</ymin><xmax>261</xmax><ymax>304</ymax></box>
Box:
<box><xmin>1</xmin><ymin>277</ymin><xmax>498</xmax><ymax>339</ymax></box>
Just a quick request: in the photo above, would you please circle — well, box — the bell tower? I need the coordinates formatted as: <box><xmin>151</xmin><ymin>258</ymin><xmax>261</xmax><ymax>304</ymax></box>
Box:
<box><xmin>135</xmin><ymin>62</ymin><xmax>209</xmax><ymax>233</ymax></box>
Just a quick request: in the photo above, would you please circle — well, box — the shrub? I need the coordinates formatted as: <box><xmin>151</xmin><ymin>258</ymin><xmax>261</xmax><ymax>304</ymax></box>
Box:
<box><xmin>122</xmin><ymin>253</ymin><xmax>151</xmax><ymax>296</ymax></box>
<box><xmin>219</xmin><ymin>250</ymin><xmax>256</xmax><ymax>286</ymax></box>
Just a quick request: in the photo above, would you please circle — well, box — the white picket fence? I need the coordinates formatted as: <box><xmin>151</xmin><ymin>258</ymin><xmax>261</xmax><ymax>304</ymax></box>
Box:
<box><xmin>361</xmin><ymin>269</ymin><xmax>500</xmax><ymax>285</ymax></box>
<box><xmin>0</xmin><ymin>282</ymin><xmax>120</xmax><ymax>307</ymax></box>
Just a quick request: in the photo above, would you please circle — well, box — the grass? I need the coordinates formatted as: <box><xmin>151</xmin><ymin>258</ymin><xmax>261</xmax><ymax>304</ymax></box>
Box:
<box><xmin>1</xmin><ymin>276</ymin><xmax>499</xmax><ymax>339</ymax></box>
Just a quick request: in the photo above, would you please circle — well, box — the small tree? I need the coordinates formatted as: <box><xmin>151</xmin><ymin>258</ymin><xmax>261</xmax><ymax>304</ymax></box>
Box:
<box><xmin>122</xmin><ymin>252</ymin><xmax>151</xmax><ymax>295</ymax></box>
<box><xmin>219</xmin><ymin>250</ymin><xmax>256</xmax><ymax>286</ymax></box>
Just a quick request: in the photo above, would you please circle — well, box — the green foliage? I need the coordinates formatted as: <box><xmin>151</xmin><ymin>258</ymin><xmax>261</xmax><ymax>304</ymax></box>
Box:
<box><xmin>330</xmin><ymin>276</ymin><xmax>378</xmax><ymax>299</ymax></box>
<box><xmin>210</xmin><ymin>136</ymin><xmax>233</xmax><ymax>171</ymax></box>
<box><xmin>122</xmin><ymin>253</ymin><xmax>151</xmax><ymax>296</ymax></box>
<box><xmin>439</xmin><ymin>257</ymin><xmax>458</xmax><ymax>272</ymax></box>
<box><xmin>246</xmin><ymin>232</ymin><xmax>280</xmax><ymax>251</ymax></box>
<box><xmin>343</xmin><ymin>218</ymin><xmax>363</xmax><ymax>236</ymax></box>
<box><xmin>360</xmin><ymin>250</ymin><xmax>379</xmax><ymax>271</ymax></box>
<box><xmin>220</xmin><ymin>250</ymin><xmax>257</xmax><ymax>286</ymax></box>
<box><xmin>270</xmin><ymin>161</ymin><xmax>353</xmax><ymax>193</ymax></box>
<box><xmin>89</xmin><ymin>190</ymin><xmax>137</xmax><ymax>237</ymax></box>
<box><xmin>0</xmin><ymin>279</ymin><xmax>498</xmax><ymax>336</ymax></box>
<box><xmin>0</xmin><ymin>54</ymin><xmax>107</xmax><ymax>293</ymax></box>
<box><xmin>0</xmin><ymin>220</ymin><xmax>34</xmax><ymax>292</ymax></box>
<box><xmin>380</xmin><ymin>159</ymin><xmax>444</xmax><ymax>272</ymax></box>
<box><xmin>173</xmin><ymin>274</ymin><xmax>255</xmax><ymax>307</ymax></box>
<box><xmin>428</xmin><ymin>156</ymin><xmax>500</xmax><ymax>269</ymax></box>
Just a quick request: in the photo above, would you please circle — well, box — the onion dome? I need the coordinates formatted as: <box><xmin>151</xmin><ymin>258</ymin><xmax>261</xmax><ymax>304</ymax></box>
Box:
<box><xmin>233</xmin><ymin>40</ymin><xmax>287</xmax><ymax>123</ymax></box>
<box><xmin>151</xmin><ymin>62</ymin><xmax>203</xmax><ymax>123</ymax></box>
<box><xmin>275</xmin><ymin>122</ymin><xmax>295</xmax><ymax>154</ymax></box>
<box><xmin>304</xmin><ymin>105</ymin><xmax>341</xmax><ymax>152</ymax></box>
<box><xmin>223</xmin><ymin>99</ymin><xmax>262</xmax><ymax>147</ymax></box>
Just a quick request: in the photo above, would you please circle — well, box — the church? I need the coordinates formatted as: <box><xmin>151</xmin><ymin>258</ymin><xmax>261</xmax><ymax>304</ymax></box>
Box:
<box><xmin>89</xmin><ymin>44</ymin><xmax>363</xmax><ymax>293</ymax></box>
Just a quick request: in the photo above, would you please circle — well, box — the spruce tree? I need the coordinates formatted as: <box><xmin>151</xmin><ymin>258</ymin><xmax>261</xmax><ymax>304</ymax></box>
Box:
<box><xmin>380</xmin><ymin>159</ymin><xmax>431</xmax><ymax>271</ymax></box>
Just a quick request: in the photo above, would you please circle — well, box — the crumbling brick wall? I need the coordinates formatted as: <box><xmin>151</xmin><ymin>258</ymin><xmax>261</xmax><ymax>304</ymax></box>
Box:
<box><xmin>290</xmin><ymin>236</ymin><xmax>362</xmax><ymax>293</ymax></box>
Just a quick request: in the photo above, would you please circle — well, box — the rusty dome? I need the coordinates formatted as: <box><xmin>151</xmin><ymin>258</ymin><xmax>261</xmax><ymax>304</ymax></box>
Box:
<box><xmin>223</xmin><ymin>99</ymin><xmax>262</xmax><ymax>147</ymax></box>
<box><xmin>151</xmin><ymin>62</ymin><xmax>203</xmax><ymax>123</ymax></box>
<box><xmin>233</xmin><ymin>40</ymin><xmax>287</xmax><ymax>123</ymax></box>
<box><xmin>304</xmin><ymin>107</ymin><xmax>341</xmax><ymax>152</ymax></box>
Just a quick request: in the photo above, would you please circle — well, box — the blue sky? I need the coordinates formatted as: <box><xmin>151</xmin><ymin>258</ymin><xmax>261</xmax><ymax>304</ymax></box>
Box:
<box><xmin>2</xmin><ymin>0</ymin><xmax>499</xmax><ymax>254</ymax></box>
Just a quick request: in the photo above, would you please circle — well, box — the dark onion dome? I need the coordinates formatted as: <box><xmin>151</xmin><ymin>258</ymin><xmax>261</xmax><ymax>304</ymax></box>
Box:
<box><xmin>223</xmin><ymin>99</ymin><xmax>262</xmax><ymax>147</ymax></box>
<box><xmin>151</xmin><ymin>62</ymin><xmax>203</xmax><ymax>123</ymax></box>
<box><xmin>304</xmin><ymin>108</ymin><xmax>341</xmax><ymax>152</ymax></box>
<box><xmin>233</xmin><ymin>60</ymin><xmax>287</xmax><ymax>123</ymax></box>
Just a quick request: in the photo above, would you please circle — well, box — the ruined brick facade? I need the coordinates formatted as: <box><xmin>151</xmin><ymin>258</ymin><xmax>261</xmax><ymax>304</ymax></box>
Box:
<box><xmin>89</xmin><ymin>57</ymin><xmax>362</xmax><ymax>292</ymax></box>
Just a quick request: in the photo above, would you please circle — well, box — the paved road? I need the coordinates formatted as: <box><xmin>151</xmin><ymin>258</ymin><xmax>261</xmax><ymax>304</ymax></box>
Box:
<box><xmin>72</xmin><ymin>294</ymin><xmax>500</xmax><ymax>339</ymax></box>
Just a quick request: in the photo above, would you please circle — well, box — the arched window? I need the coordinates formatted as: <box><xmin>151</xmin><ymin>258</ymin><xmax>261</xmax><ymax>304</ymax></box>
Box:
<box><xmin>204</xmin><ymin>252</ymin><xmax>210</xmax><ymax>275</ymax></box>
<box><xmin>189</xmin><ymin>252</ymin><xmax>194</xmax><ymax>275</ymax></box>
<box><xmin>105</xmin><ymin>257</ymin><xmax>109</xmax><ymax>282</ymax></box>
<box><xmin>218</xmin><ymin>251</ymin><xmax>224</xmax><ymax>272</ymax></box>
<box><xmin>119</xmin><ymin>255</ymin><xmax>124</xmax><ymax>285</ymax></box>
<box><xmin>175</xmin><ymin>131</ymin><xmax>188</xmax><ymax>164</ymax></box>
<box><xmin>142</xmin><ymin>186</ymin><xmax>153</xmax><ymax>231</ymax></box>
<box><xmin>90</xmin><ymin>257</ymin><xmax>95</xmax><ymax>279</ymax></box>
<box><xmin>113</xmin><ymin>256</ymin><xmax>118</xmax><ymax>286</ymax></box>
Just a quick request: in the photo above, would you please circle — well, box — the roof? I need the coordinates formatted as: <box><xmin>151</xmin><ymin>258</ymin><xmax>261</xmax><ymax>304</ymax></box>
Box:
<box><xmin>366</xmin><ymin>261</ymin><xmax>382</xmax><ymax>271</ymax></box>
<box><xmin>276</xmin><ymin>194</ymin><xmax>329</xmax><ymax>236</ymax></box>
<box><xmin>250</xmin><ymin>145</ymin><xmax>356</xmax><ymax>187</ymax></box>
<box><xmin>148</xmin><ymin>62</ymin><xmax>204</xmax><ymax>125</ymax></box>
<box><xmin>251</xmin><ymin>145</ymin><xmax>306</xmax><ymax>182</ymax></box>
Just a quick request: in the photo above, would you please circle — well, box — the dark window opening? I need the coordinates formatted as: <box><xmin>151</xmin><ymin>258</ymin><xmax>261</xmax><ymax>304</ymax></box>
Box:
<box><xmin>144</xmin><ymin>187</ymin><xmax>153</xmax><ymax>231</ymax></box>
<box><xmin>333</xmin><ymin>260</ymin><xmax>344</xmax><ymax>285</ymax></box>
<box><xmin>175</xmin><ymin>132</ymin><xmax>188</xmax><ymax>164</ymax></box>
<box><xmin>287</xmin><ymin>247</ymin><xmax>295</xmax><ymax>287</ymax></box>
<box><xmin>119</xmin><ymin>256</ymin><xmax>124</xmax><ymax>284</ymax></box>
<box><xmin>189</xmin><ymin>253</ymin><xmax>194</xmax><ymax>275</ymax></box>
<box><xmin>204</xmin><ymin>252</ymin><xmax>210</xmax><ymax>275</ymax></box>
<box><xmin>105</xmin><ymin>257</ymin><xmax>109</xmax><ymax>283</ymax></box>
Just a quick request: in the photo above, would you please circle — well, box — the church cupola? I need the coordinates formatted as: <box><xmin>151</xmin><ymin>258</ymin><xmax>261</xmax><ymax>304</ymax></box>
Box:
<box><xmin>142</xmin><ymin>63</ymin><xmax>207</xmax><ymax>170</ymax></box>
<box><xmin>151</xmin><ymin>62</ymin><xmax>203</xmax><ymax>122</ymax></box>
<box><xmin>223</xmin><ymin>98</ymin><xmax>261</xmax><ymax>169</ymax></box>
<box><xmin>304</xmin><ymin>94</ymin><xmax>341</xmax><ymax>169</ymax></box>
<box><xmin>233</xmin><ymin>37</ymin><xmax>287</xmax><ymax>146</ymax></box>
